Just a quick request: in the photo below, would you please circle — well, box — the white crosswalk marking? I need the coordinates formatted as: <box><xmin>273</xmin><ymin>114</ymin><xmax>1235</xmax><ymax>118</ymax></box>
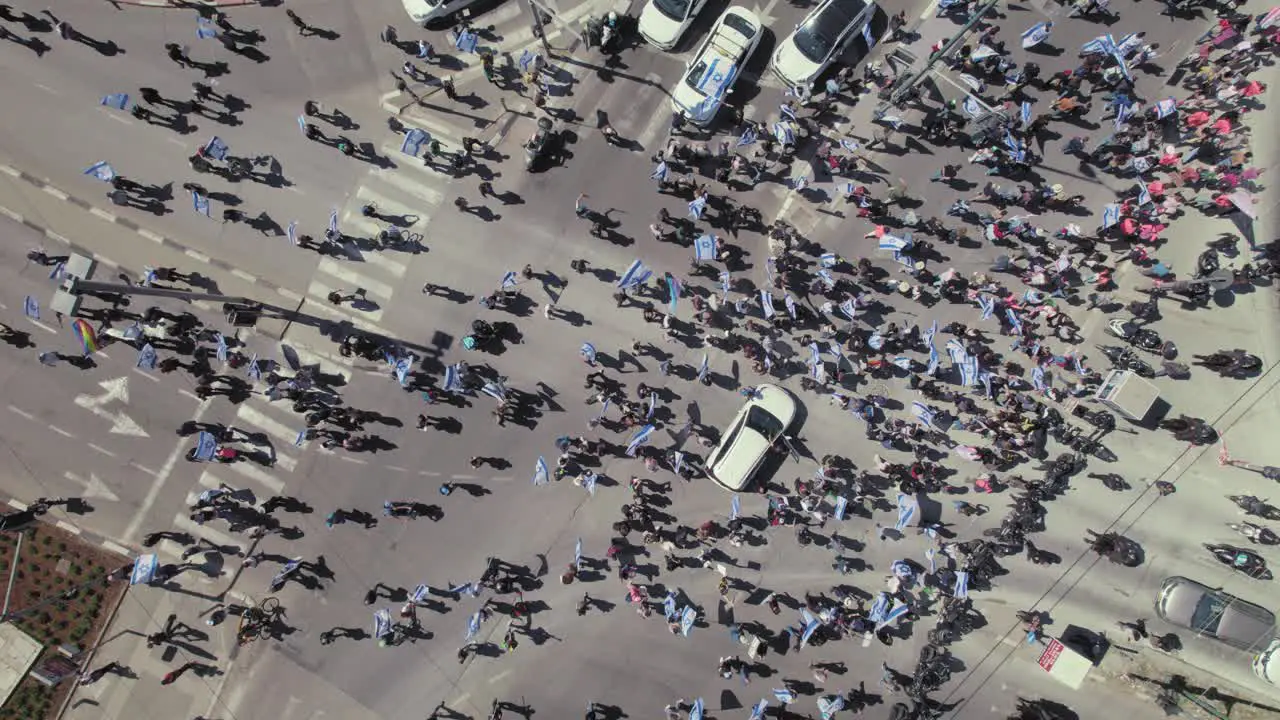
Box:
<box><xmin>169</xmin><ymin>515</ymin><xmax>244</xmax><ymax>553</ymax></box>
<box><xmin>235</xmin><ymin>404</ymin><xmax>307</xmax><ymax>450</ymax></box>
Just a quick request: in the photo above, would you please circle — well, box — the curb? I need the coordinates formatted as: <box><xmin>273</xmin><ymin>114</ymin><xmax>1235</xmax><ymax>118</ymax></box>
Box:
<box><xmin>109</xmin><ymin>0</ymin><xmax>264</xmax><ymax>7</ymax></box>
<box><xmin>54</xmin><ymin>581</ymin><xmax>131</xmax><ymax>720</ymax></box>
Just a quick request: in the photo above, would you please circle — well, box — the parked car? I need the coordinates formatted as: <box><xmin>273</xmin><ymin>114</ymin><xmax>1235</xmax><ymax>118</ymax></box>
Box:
<box><xmin>706</xmin><ymin>384</ymin><xmax>797</xmax><ymax>491</ymax></box>
<box><xmin>771</xmin><ymin>0</ymin><xmax>878</xmax><ymax>89</ymax></box>
<box><xmin>402</xmin><ymin>0</ymin><xmax>490</xmax><ymax>27</ymax></box>
<box><xmin>1254</xmin><ymin>638</ymin><xmax>1280</xmax><ymax>684</ymax></box>
<box><xmin>670</xmin><ymin>7</ymin><xmax>763</xmax><ymax>126</ymax></box>
<box><xmin>1155</xmin><ymin>576</ymin><xmax>1275</xmax><ymax>650</ymax></box>
<box><xmin>638</xmin><ymin>0</ymin><xmax>709</xmax><ymax>50</ymax></box>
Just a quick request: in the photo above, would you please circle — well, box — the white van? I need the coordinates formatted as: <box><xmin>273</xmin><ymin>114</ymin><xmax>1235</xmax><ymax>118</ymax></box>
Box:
<box><xmin>1254</xmin><ymin>638</ymin><xmax>1280</xmax><ymax>684</ymax></box>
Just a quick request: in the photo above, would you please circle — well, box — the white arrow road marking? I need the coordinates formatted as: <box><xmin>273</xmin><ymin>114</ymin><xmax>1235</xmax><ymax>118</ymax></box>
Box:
<box><xmin>64</xmin><ymin>471</ymin><xmax>120</xmax><ymax>503</ymax></box>
<box><xmin>73</xmin><ymin>376</ymin><xmax>149</xmax><ymax>437</ymax></box>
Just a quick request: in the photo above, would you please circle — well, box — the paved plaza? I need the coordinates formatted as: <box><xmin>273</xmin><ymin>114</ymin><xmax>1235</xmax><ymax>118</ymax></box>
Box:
<box><xmin>0</xmin><ymin>0</ymin><xmax>1276</xmax><ymax>718</ymax></box>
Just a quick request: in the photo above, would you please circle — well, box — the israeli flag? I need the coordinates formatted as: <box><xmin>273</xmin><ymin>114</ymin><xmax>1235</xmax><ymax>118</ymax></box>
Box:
<box><xmin>580</xmin><ymin>342</ymin><xmax>597</xmax><ymax>363</ymax></box>
<box><xmin>1073</xmin><ymin>354</ymin><xmax>1088</xmax><ymax>376</ymax></box>
<box><xmin>246</xmin><ymin>353</ymin><xmax>261</xmax><ymax>381</ymax></box>
<box><xmin>870</xmin><ymin>593</ymin><xmax>890</xmax><ymax>623</ymax></box>
<box><xmin>137</xmin><ymin>343</ymin><xmax>158</xmax><ymax>370</ymax></box>
<box><xmin>868</xmin><ymin>333</ymin><xmax>884</xmax><ymax>351</ymax></box>
<box><xmin>298</xmin><ymin>114</ymin><xmax>308</xmax><ymax>134</ymax></box>
<box><xmin>977</xmin><ymin>294</ymin><xmax>995</xmax><ymax>320</ymax></box>
<box><xmin>671</xmin><ymin>451</ymin><xmax>684</xmax><ymax>476</ymax></box>
<box><xmin>517</xmin><ymin>49</ymin><xmax>535</xmax><ymax>71</ymax></box>
<box><xmin>101</xmin><ymin>93</ymin><xmax>130</xmax><ymax>109</ymax></box>
<box><xmin>395</xmin><ymin>355</ymin><xmax>415</xmax><ymax>386</ymax></box>
<box><xmin>328</xmin><ymin>207</ymin><xmax>339</xmax><ymax>234</ymax></box>
<box><xmin>1032</xmin><ymin>365</ymin><xmax>1046</xmax><ymax>391</ymax></box>
<box><xmin>828</xmin><ymin>341</ymin><xmax>843</xmax><ymax>360</ymax></box>
<box><xmin>500</xmin><ymin>271</ymin><xmax>519</xmax><ymax>289</ymax></box>
<box><xmin>1021</xmin><ymin>21</ymin><xmax>1052</xmax><ymax>48</ymax></box>
<box><xmin>895</xmin><ymin>493</ymin><xmax>917</xmax><ymax>531</ymax></box>
<box><xmin>1155</xmin><ymin>98</ymin><xmax>1177</xmax><ymax>119</ymax></box>
<box><xmin>214</xmin><ymin>332</ymin><xmax>228</xmax><ymax>363</ymax></box>
<box><xmin>891</xmin><ymin>356</ymin><xmax>912</xmax><ymax>370</ymax></box>
<box><xmin>878</xmin><ymin>233</ymin><xmax>910</xmax><ymax>251</ymax></box>
<box><xmin>817</xmin><ymin>269</ymin><xmax>836</xmax><ymax>289</ymax></box>
<box><xmin>418</xmin><ymin>39</ymin><xmax>433</xmax><ymax>58</ymax></box>
<box><xmin>84</xmin><ymin>161</ymin><xmax>116</xmax><ymax>182</ymax></box>
<box><xmin>720</xmin><ymin>271</ymin><xmax>731</xmax><ymax>300</ymax></box>
<box><xmin>784</xmin><ymin>294</ymin><xmax>797</xmax><ymax>319</ymax></box>
<box><xmin>196</xmin><ymin>17</ymin><xmax>217</xmax><ymax>38</ymax></box>
<box><xmin>626</xmin><ymin>424</ymin><xmax>656</xmax><ymax>457</ymax></box>
<box><xmin>1003</xmin><ymin>129</ymin><xmax>1021</xmax><ymax>156</ymax></box>
<box><xmin>617</xmin><ymin>259</ymin><xmax>652</xmax><ymax>289</ymax></box>
<box><xmin>1101</xmin><ymin>203</ymin><xmax>1122</xmax><ymax>229</ymax></box>
<box><xmin>730</xmin><ymin>494</ymin><xmax>741</xmax><ymax>520</ymax></box>
<box><xmin>370</xmin><ymin>608</ymin><xmax>393</xmax><ymax>640</ymax></box>
<box><xmin>947</xmin><ymin>337</ymin><xmax>967</xmax><ymax>363</ymax></box>
<box><xmin>22</xmin><ymin>295</ymin><xmax>39</xmax><ymax>319</ymax></box>
<box><xmin>818</xmin><ymin>696</ymin><xmax>845</xmax><ymax>720</ymax></box>
<box><xmin>596</xmin><ymin>398</ymin><xmax>610</xmax><ymax>422</ymax></box>
<box><xmin>749</xmin><ymin>700</ymin><xmax>768</xmax><ymax>720</ymax></box>
<box><xmin>667</xmin><ymin>274</ymin><xmax>681</xmax><ymax>314</ymax></box>
<box><xmin>772</xmin><ymin>688</ymin><xmax>795</xmax><ymax>704</ymax></box>
<box><xmin>651</xmin><ymin>161</ymin><xmax>669</xmax><ymax>182</ymax></box>
<box><xmin>292</xmin><ymin>428</ymin><xmax>309</xmax><ymax>447</ymax></box>
<box><xmin>443</xmin><ymin>364</ymin><xmax>464</xmax><ymax>392</ymax></box>
<box><xmin>1114</xmin><ymin>103</ymin><xmax>1133</xmax><ymax>130</ymax></box>
<box><xmin>575</xmin><ymin>537</ymin><xmax>583</xmax><ymax>570</ymax></box>
<box><xmin>583</xmin><ymin>472</ymin><xmax>596</xmax><ymax>496</ymax></box>
<box><xmin>1006</xmin><ymin>308</ymin><xmax>1023</xmax><ymax>336</ymax></box>
<box><xmin>533</xmin><ymin>456</ymin><xmax>549</xmax><ymax>485</ymax></box>
<box><xmin>646</xmin><ymin>391</ymin><xmax>657</xmax><ymax>420</ymax></box>
<box><xmin>911</xmin><ymin>401</ymin><xmax>936</xmax><ymax>427</ymax></box>
<box><xmin>455</xmin><ymin>28</ymin><xmax>478</xmax><ymax>52</ymax></box>
<box><xmin>694</xmin><ymin>234</ymin><xmax>718</xmax><ymax>262</ymax></box>
<box><xmin>779</xmin><ymin>103</ymin><xmax>797</xmax><ymax>121</ymax></box>
<box><xmin>680</xmin><ymin>606</ymin><xmax>697</xmax><ymax>636</ymax></box>
<box><xmin>130</xmin><ymin>553</ymin><xmax>159</xmax><ymax>585</ymax></box>
<box><xmin>760</xmin><ymin>290</ymin><xmax>775</xmax><ymax>318</ymax></box>
<box><xmin>961</xmin><ymin>355</ymin><xmax>980</xmax><ymax>386</ymax></box>
<box><xmin>410</xmin><ymin>584</ymin><xmax>431</xmax><ymax>605</ymax></box>
<box><xmin>1137</xmin><ymin>183</ymin><xmax>1153</xmax><ymax>207</ymax></box>
<box><xmin>878</xmin><ymin>600</ymin><xmax>911</xmax><ymax>629</ymax></box>
<box><xmin>663</xmin><ymin>592</ymin><xmax>678</xmax><ymax>619</ymax></box>
<box><xmin>838</xmin><ymin>299</ymin><xmax>857</xmax><ymax>320</ymax></box>
<box><xmin>192</xmin><ymin>431</ymin><xmax>219</xmax><ymax>461</ymax></box>
<box><xmin>48</xmin><ymin>262</ymin><xmax>66</xmax><ymax>281</ymax></box>
<box><xmin>925</xmin><ymin>547</ymin><xmax>936</xmax><ymax>573</ymax></box>
<box><xmin>286</xmin><ymin>220</ymin><xmax>299</xmax><ymax>246</ymax></box>
<box><xmin>690</xmin><ymin>699</ymin><xmax>704</xmax><ymax>720</ymax></box>
<box><xmin>737</xmin><ymin>127</ymin><xmax>757</xmax><ymax>146</ymax></box>
<box><xmin>772</xmin><ymin>122</ymin><xmax>794</xmax><ymax>145</ymax></box>
<box><xmin>1020</xmin><ymin>101</ymin><xmax>1033</xmax><ymax>127</ymax></box>
<box><xmin>953</xmin><ymin>570</ymin><xmax>970</xmax><ymax>598</ymax></box>
<box><xmin>926</xmin><ymin>346</ymin><xmax>940</xmax><ymax>375</ymax></box>
<box><xmin>808</xmin><ymin>342</ymin><xmax>821</xmax><ymax>367</ymax></box>
<box><xmin>1080</xmin><ymin>35</ymin><xmax>1111</xmax><ymax>54</ymax></box>
<box><xmin>688</xmin><ymin>195</ymin><xmax>707</xmax><ymax>220</ymax></box>
<box><xmin>801</xmin><ymin>618</ymin><xmax>822</xmax><ymax>647</ymax></box>
<box><xmin>962</xmin><ymin>95</ymin><xmax>982</xmax><ymax>117</ymax></box>
<box><xmin>697</xmin><ymin>354</ymin><xmax>709</xmax><ymax>382</ymax></box>
<box><xmin>466</xmin><ymin>611</ymin><xmax>482</xmax><ymax>640</ymax></box>
<box><xmin>401</xmin><ymin>128</ymin><xmax>428</xmax><ymax>156</ymax></box>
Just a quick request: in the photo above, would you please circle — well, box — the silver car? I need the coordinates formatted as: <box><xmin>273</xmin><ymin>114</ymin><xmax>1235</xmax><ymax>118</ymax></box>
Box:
<box><xmin>1155</xmin><ymin>576</ymin><xmax>1275</xmax><ymax>650</ymax></box>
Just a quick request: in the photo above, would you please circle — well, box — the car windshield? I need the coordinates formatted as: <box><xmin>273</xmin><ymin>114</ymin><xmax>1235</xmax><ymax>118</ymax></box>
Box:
<box><xmin>654</xmin><ymin>0</ymin><xmax>692</xmax><ymax>22</ymax></box>
<box><xmin>744</xmin><ymin>406</ymin><xmax>784</xmax><ymax>441</ymax></box>
<box><xmin>793</xmin><ymin>3</ymin><xmax>858</xmax><ymax>64</ymax></box>
<box><xmin>1191</xmin><ymin>592</ymin><xmax>1228</xmax><ymax>635</ymax></box>
<box><xmin>722</xmin><ymin>13</ymin><xmax>756</xmax><ymax>39</ymax></box>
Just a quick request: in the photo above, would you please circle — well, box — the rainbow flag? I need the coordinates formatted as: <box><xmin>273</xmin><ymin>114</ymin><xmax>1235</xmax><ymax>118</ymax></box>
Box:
<box><xmin>71</xmin><ymin>319</ymin><xmax>99</xmax><ymax>356</ymax></box>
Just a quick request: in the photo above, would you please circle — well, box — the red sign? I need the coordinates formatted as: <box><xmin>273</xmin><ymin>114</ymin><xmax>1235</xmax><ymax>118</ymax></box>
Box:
<box><xmin>1038</xmin><ymin>639</ymin><xmax>1066</xmax><ymax>671</ymax></box>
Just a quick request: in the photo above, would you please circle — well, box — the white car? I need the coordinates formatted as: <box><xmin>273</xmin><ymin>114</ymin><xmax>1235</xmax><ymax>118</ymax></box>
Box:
<box><xmin>638</xmin><ymin>0</ymin><xmax>709</xmax><ymax>50</ymax></box>
<box><xmin>670</xmin><ymin>7</ymin><xmax>762</xmax><ymax>126</ymax></box>
<box><xmin>402</xmin><ymin>0</ymin><xmax>488</xmax><ymax>27</ymax></box>
<box><xmin>771</xmin><ymin>0</ymin><xmax>877</xmax><ymax>89</ymax></box>
<box><xmin>706</xmin><ymin>384</ymin><xmax>797</xmax><ymax>492</ymax></box>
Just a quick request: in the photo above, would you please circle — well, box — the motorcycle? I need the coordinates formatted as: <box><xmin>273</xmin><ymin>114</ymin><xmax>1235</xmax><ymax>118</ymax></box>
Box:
<box><xmin>1070</xmin><ymin>404</ymin><xmax>1116</xmax><ymax>432</ymax></box>
<box><xmin>383</xmin><ymin>501</ymin><xmax>421</xmax><ymax>519</ymax></box>
<box><xmin>1085</xmin><ymin>530</ymin><xmax>1141</xmax><ymax>566</ymax></box>
<box><xmin>1105</xmin><ymin>318</ymin><xmax>1164</xmax><ymax>354</ymax></box>
<box><xmin>1195</xmin><ymin>248</ymin><xmax>1220</xmax><ymax>279</ymax></box>
<box><xmin>1096</xmin><ymin>344</ymin><xmax>1154</xmax><ymax>377</ymax></box>
<box><xmin>1205</xmin><ymin>543</ymin><xmax>1273</xmax><ymax>579</ymax></box>
<box><xmin>1194</xmin><ymin>350</ymin><xmax>1262</xmax><ymax>377</ymax></box>
<box><xmin>1228</xmin><ymin>521</ymin><xmax>1280</xmax><ymax>545</ymax></box>
<box><xmin>524</xmin><ymin>117</ymin><xmax>555</xmax><ymax>171</ymax></box>
<box><xmin>1230</xmin><ymin>495</ymin><xmax>1280</xmax><ymax>521</ymax></box>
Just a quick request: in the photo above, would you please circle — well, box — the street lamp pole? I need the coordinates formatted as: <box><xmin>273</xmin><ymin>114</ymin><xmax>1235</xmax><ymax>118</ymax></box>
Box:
<box><xmin>885</xmin><ymin>0</ymin><xmax>1001</xmax><ymax>107</ymax></box>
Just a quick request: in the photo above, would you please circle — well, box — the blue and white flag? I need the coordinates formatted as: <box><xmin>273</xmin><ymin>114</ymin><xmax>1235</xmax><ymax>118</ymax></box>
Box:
<box><xmin>22</xmin><ymin>295</ymin><xmax>39</xmax><ymax>319</ymax></box>
<box><xmin>1021</xmin><ymin>101</ymin><xmax>1033</xmax><ymax>127</ymax></box>
<box><xmin>1155</xmin><ymin>98</ymin><xmax>1177</xmax><ymax>119</ymax></box>
<box><xmin>617</xmin><ymin>259</ymin><xmax>652</xmax><ymax>289</ymax></box>
<box><xmin>480</xmin><ymin>381</ymin><xmax>506</xmax><ymax>402</ymax></box>
<box><xmin>646</xmin><ymin>392</ymin><xmax>657</xmax><ymax>420</ymax></box>
<box><xmin>817</xmin><ymin>269</ymin><xmax>836</xmax><ymax>289</ymax></box>
<box><xmin>690</xmin><ymin>699</ymin><xmax>704</xmax><ymax>720</ymax></box>
<box><xmin>693</xmin><ymin>233</ymin><xmax>718</xmax><ymax>262</ymax></box>
<box><xmin>48</xmin><ymin>262</ymin><xmax>66</xmax><ymax>281</ymax></box>
<box><xmin>834</xmin><ymin>496</ymin><xmax>848</xmax><ymax>521</ymax></box>
<box><xmin>817</xmin><ymin>694</ymin><xmax>843</xmax><ymax>718</ymax></box>
<box><xmin>719</xmin><ymin>271</ymin><xmax>731</xmax><ymax>300</ymax></box>
<box><xmin>925</xmin><ymin>547</ymin><xmax>936</xmax><ymax>574</ymax></box>
<box><xmin>819</xmin><ymin>252</ymin><xmax>838</xmax><ymax>268</ymax></box>
<box><xmin>286</xmin><ymin>220</ymin><xmax>299</xmax><ymax>246</ymax></box>
<box><xmin>443</xmin><ymin>364</ymin><xmax>464</xmax><ymax>392</ymax></box>
<box><xmin>961</xmin><ymin>355</ymin><xmax>980</xmax><ymax>386</ymax></box>
<box><xmin>395</xmin><ymin>354</ymin><xmax>415</xmax><ymax>386</ymax></box>
<box><xmin>583</xmin><ymin>471</ymin><xmax>597</xmax><ymax>496</ymax></box>
<box><xmin>651</xmin><ymin>161</ymin><xmax>668</xmax><ymax>182</ymax></box>
<box><xmin>784</xmin><ymin>294</ymin><xmax>797</xmax><ymax>319</ymax></box>
<box><xmin>533</xmin><ymin>456</ymin><xmax>549</xmax><ymax>485</ymax></box>
<box><xmin>947</xmin><ymin>337</ymin><xmax>967</xmax><ymax>364</ymax></box>
<box><xmin>575</xmin><ymin>537</ymin><xmax>583</xmax><ymax>570</ymax></box>
<box><xmin>926</xmin><ymin>346</ymin><xmax>940</xmax><ymax>375</ymax></box>
<box><xmin>977</xmin><ymin>294</ymin><xmax>995</xmax><ymax>320</ymax></box>
<box><xmin>663</xmin><ymin>591</ymin><xmax>678</xmax><ymax>620</ymax></box>
<box><xmin>580</xmin><ymin>342</ymin><xmax>597</xmax><ymax>364</ymax></box>
<box><xmin>760</xmin><ymin>290</ymin><xmax>775</xmax><ymax>318</ymax></box>
<box><xmin>870</xmin><ymin>593</ymin><xmax>890</xmax><ymax>622</ymax></box>
<box><xmin>688</xmin><ymin>196</ymin><xmax>707</xmax><ymax>220</ymax></box>
<box><xmin>680</xmin><ymin>606</ymin><xmax>697</xmax><ymax>636</ymax></box>
<box><xmin>84</xmin><ymin>161</ymin><xmax>116</xmax><ymax>182</ymax></box>
<box><xmin>137</xmin><ymin>343</ymin><xmax>158</xmax><ymax>370</ymax></box>
<box><xmin>879</xmin><ymin>233</ymin><xmax>910</xmax><ymax>251</ymax></box>
<box><xmin>466</xmin><ymin>611</ymin><xmax>482</xmax><ymax>640</ymax></box>
<box><xmin>401</xmin><ymin>128</ymin><xmax>428</xmax><ymax>155</ymax></box>
<box><xmin>1080</xmin><ymin>34</ymin><xmax>1112</xmax><ymax>55</ymax></box>
<box><xmin>772</xmin><ymin>122</ymin><xmax>795</xmax><ymax>145</ymax></box>
<box><xmin>412</xmin><ymin>584</ymin><xmax>430</xmax><ymax>604</ymax></box>
<box><xmin>730</xmin><ymin>494</ymin><xmax>740</xmax><ymax>520</ymax></box>
<box><xmin>418</xmin><ymin>39</ymin><xmax>433</xmax><ymax>58</ymax></box>
<box><xmin>697</xmin><ymin>354</ymin><xmax>709</xmax><ymax>382</ymax></box>
<box><xmin>667</xmin><ymin>273</ymin><xmax>681</xmax><ymax>314</ymax></box>
<box><xmin>878</xmin><ymin>601</ymin><xmax>911</xmax><ymax>629</ymax></box>
<box><xmin>838</xmin><ymin>299</ymin><xmax>857</xmax><ymax>320</ymax></box>
<box><xmin>895</xmin><ymin>493</ymin><xmax>917</xmax><ymax>531</ymax></box>
<box><xmin>455</xmin><ymin>28</ymin><xmax>478</xmax><ymax>52</ymax></box>
<box><xmin>671</xmin><ymin>450</ymin><xmax>685</xmax><ymax>477</ymax></box>
<box><xmin>772</xmin><ymin>688</ymin><xmax>795</xmax><ymax>705</ymax></box>
<box><xmin>298</xmin><ymin>114</ymin><xmax>308</xmax><ymax>134</ymax></box>
<box><xmin>807</xmin><ymin>342</ymin><xmax>821</xmax><ymax>367</ymax></box>
<box><xmin>891</xmin><ymin>356</ymin><xmax>913</xmax><ymax>370</ymax></box>
<box><xmin>246</xmin><ymin>353</ymin><xmax>261</xmax><ymax>381</ymax></box>
<box><xmin>911</xmin><ymin>401</ymin><xmax>936</xmax><ymax>427</ymax></box>
<box><xmin>196</xmin><ymin>17</ymin><xmax>217</xmax><ymax>38</ymax></box>
<box><xmin>1021</xmin><ymin>21</ymin><xmax>1052</xmax><ymax>48</ymax></box>
<box><xmin>501</xmin><ymin>271</ymin><xmax>518</xmax><ymax>289</ymax></box>
<box><xmin>1006</xmin><ymin>308</ymin><xmax>1023</xmax><ymax>336</ymax></box>
<box><xmin>626</xmin><ymin>424</ymin><xmax>656</xmax><ymax>457</ymax></box>
<box><xmin>962</xmin><ymin>95</ymin><xmax>982</xmax><ymax>117</ymax></box>
<box><xmin>868</xmin><ymin>333</ymin><xmax>884</xmax><ymax>351</ymax></box>
<box><xmin>294</xmin><ymin>428</ymin><xmax>308</xmax><ymax>447</ymax></box>
<box><xmin>130</xmin><ymin>553</ymin><xmax>159</xmax><ymax>585</ymax></box>
<box><xmin>215</xmin><ymin>332</ymin><xmax>228</xmax><ymax>364</ymax></box>
<box><xmin>101</xmin><ymin>93</ymin><xmax>130</xmax><ymax>110</ymax></box>
<box><xmin>1101</xmin><ymin>203</ymin><xmax>1122</xmax><ymax>229</ymax></box>
<box><xmin>749</xmin><ymin>700</ymin><xmax>768</xmax><ymax>720</ymax></box>
<box><xmin>1032</xmin><ymin>365</ymin><xmax>1046</xmax><ymax>391</ymax></box>
<box><xmin>953</xmin><ymin>570</ymin><xmax>970</xmax><ymax>598</ymax></box>
<box><xmin>779</xmin><ymin>103</ymin><xmax>797</xmax><ymax>121</ymax></box>
<box><xmin>737</xmin><ymin>127</ymin><xmax>757</xmax><ymax>146</ymax></box>
<box><xmin>328</xmin><ymin>208</ymin><xmax>339</xmax><ymax>235</ymax></box>
<box><xmin>801</xmin><ymin>618</ymin><xmax>822</xmax><ymax>647</ymax></box>
<box><xmin>192</xmin><ymin>431</ymin><xmax>219</xmax><ymax>461</ymax></box>
<box><xmin>1114</xmin><ymin>103</ymin><xmax>1134</xmax><ymax>129</ymax></box>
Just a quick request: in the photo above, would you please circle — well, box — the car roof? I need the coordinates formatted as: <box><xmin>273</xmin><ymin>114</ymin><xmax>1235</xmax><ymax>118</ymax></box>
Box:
<box><xmin>707</xmin><ymin>384</ymin><xmax>796</xmax><ymax>491</ymax></box>
<box><xmin>801</xmin><ymin>0</ymin><xmax>868</xmax><ymax>38</ymax></box>
<box><xmin>1159</xmin><ymin>576</ymin><xmax>1276</xmax><ymax>649</ymax></box>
